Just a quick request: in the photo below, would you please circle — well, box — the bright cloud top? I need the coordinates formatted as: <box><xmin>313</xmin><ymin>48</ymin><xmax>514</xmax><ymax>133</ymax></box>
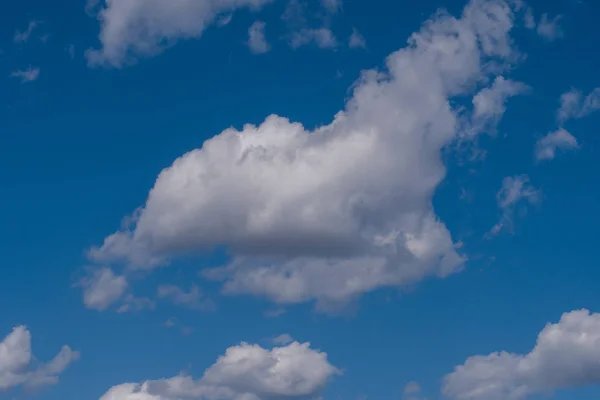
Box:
<box><xmin>86</xmin><ymin>0</ymin><xmax>275</xmax><ymax>67</ymax></box>
<box><xmin>99</xmin><ymin>341</ymin><xmax>339</xmax><ymax>400</ymax></box>
<box><xmin>88</xmin><ymin>0</ymin><xmax>528</xmax><ymax>310</ymax></box>
<box><xmin>0</xmin><ymin>326</ymin><xmax>79</xmax><ymax>391</ymax></box>
<box><xmin>443</xmin><ymin>309</ymin><xmax>600</xmax><ymax>400</ymax></box>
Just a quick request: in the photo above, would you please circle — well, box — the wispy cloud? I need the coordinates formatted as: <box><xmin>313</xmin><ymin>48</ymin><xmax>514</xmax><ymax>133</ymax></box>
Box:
<box><xmin>10</xmin><ymin>67</ymin><xmax>40</xmax><ymax>83</ymax></box>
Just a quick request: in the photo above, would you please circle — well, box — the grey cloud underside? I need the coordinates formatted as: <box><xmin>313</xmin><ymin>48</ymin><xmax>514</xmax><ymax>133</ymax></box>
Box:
<box><xmin>88</xmin><ymin>0</ymin><xmax>529</xmax><ymax>310</ymax></box>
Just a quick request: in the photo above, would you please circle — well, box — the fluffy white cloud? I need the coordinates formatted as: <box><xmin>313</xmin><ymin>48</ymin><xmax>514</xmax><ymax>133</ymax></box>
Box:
<box><xmin>290</xmin><ymin>28</ymin><xmax>337</xmax><ymax>49</ymax></box>
<box><xmin>0</xmin><ymin>326</ymin><xmax>79</xmax><ymax>391</ymax></box>
<box><xmin>88</xmin><ymin>0</ymin><xmax>527</xmax><ymax>310</ymax></box>
<box><xmin>247</xmin><ymin>21</ymin><xmax>270</xmax><ymax>54</ymax></box>
<box><xmin>489</xmin><ymin>175</ymin><xmax>539</xmax><ymax>236</ymax></box>
<box><xmin>99</xmin><ymin>341</ymin><xmax>339</xmax><ymax>400</ymax></box>
<box><xmin>443</xmin><ymin>309</ymin><xmax>600</xmax><ymax>400</ymax></box>
<box><xmin>535</xmin><ymin>128</ymin><xmax>578</xmax><ymax>161</ymax></box>
<box><xmin>157</xmin><ymin>284</ymin><xmax>213</xmax><ymax>311</ymax></box>
<box><xmin>536</xmin><ymin>13</ymin><xmax>563</xmax><ymax>41</ymax></box>
<box><xmin>348</xmin><ymin>28</ymin><xmax>366</xmax><ymax>49</ymax></box>
<box><xmin>10</xmin><ymin>67</ymin><xmax>40</xmax><ymax>83</ymax></box>
<box><xmin>77</xmin><ymin>267</ymin><xmax>128</xmax><ymax>311</ymax></box>
<box><xmin>557</xmin><ymin>87</ymin><xmax>600</xmax><ymax>122</ymax></box>
<box><xmin>86</xmin><ymin>0</ymin><xmax>275</xmax><ymax>67</ymax></box>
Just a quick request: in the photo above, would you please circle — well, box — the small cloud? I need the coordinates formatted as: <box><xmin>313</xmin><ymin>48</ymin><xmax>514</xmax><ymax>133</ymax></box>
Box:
<box><xmin>74</xmin><ymin>267</ymin><xmax>127</xmax><ymax>311</ymax></box>
<box><xmin>290</xmin><ymin>28</ymin><xmax>337</xmax><ymax>49</ymax></box>
<box><xmin>164</xmin><ymin>317</ymin><xmax>178</xmax><ymax>327</ymax></box>
<box><xmin>348</xmin><ymin>28</ymin><xmax>366</xmax><ymax>49</ymax></box>
<box><xmin>264</xmin><ymin>308</ymin><xmax>286</xmax><ymax>318</ymax></box>
<box><xmin>66</xmin><ymin>44</ymin><xmax>76</xmax><ymax>59</ymax></box>
<box><xmin>321</xmin><ymin>0</ymin><xmax>341</xmax><ymax>13</ymax></box>
<box><xmin>14</xmin><ymin>21</ymin><xmax>37</xmax><ymax>43</ymax></box>
<box><xmin>247</xmin><ymin>21</ymin><xmax>270</xmax><ymax>54</ymax></box>
<box><xmin>488</xmin><ymin>175</ymin><xmax>540</xmax><ymax>237</ymax></box>
<box><xmin>10</xmin><ymin>67</ymin><xmax>40</xmax><ymax>83</ymax></box>
<box><xmin>535</xmin><ymin>128</ymin><xmax>579</xmax><ymax>162</ymax></box>
<box><xmin>273</xmin><ymin>333</ymin><xmax>294</xmax><ymax>345</ymax></box>
<box><xmin>523</xmin><ymin>7</ymin><xmax>536</xmax><ymax>29</ymax></box>
<box><xmin>157</xmin><ymin>284</ymin><xmax>214</xmax><ymax>311</ymax></box>
<box><xmin>557</xmin><ymin>87</ymin><xmax>600</xmax><ymax>122</ymax></box>
<box><xmin>537</xmin><ymin>14</ymin><xmax>564</xmax><ymax>41</ymax></box>
<box><xmin>116</xmin><ymin>294</ymin><xmax>155</xmax><ymax>313</ymax></box>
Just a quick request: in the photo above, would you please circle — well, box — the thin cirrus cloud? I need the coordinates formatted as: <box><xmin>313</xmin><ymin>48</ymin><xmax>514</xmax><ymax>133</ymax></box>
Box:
<box><xmin>86</xmin><ymin>0</ymin><xmax>532</xmax><ymax>313</ymax></box>
<box><xmin>443</xmin><ymin>309</ymin><xmax>600</xmax><ymax>400</ymax></box>
<box><xmin>98</xmin><ymin>341</ymin><xmax>339</xmax><ymax>400</ymax></box>
<box><xmin>0</xmin><ymin>326</ymin><xmax>79</xmax><ymax>391</ymax></box>
<box><xmin>85</xmin><ymin>0</ymin><xmax>275</xmax><ymax>68</ymax></box>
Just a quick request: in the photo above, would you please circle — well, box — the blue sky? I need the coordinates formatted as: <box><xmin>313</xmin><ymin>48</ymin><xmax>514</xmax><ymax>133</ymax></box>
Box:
<box><xmin>1</xmin><ymin>0</ymin><xmax>600</xmax><ymax>400</ymax></box>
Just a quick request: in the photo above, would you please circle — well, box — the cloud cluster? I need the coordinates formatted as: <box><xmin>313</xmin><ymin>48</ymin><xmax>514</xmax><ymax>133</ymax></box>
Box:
<box><xmin>0</xmin><ymin>326</ymin><xmax>79</xmax><ymax>391</ymax></box>
<box><xmin>87</xmin><ymin>0</ymin><xmax>527</xmax><ymax>311</ymax></box>
<box><xmin>443</xmin><ymin>309</ymin><xmax>600</xmax><ymax>400</ymax></box>
<box><xmin>86</xmin><ymin>0</ymin><xmax>275</xmax><ymax>67</ymax></box>
<box><xmin>99</xmin><ymin>341</ymin><xmax>339</xmax><ymax>400</ymax></box>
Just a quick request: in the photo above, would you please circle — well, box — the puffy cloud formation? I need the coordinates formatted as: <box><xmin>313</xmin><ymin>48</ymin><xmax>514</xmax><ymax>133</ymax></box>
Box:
<box><xmin>0</xmin><ymin>326</ymin><xmax>79</xmax><ymax>390</ymax></box>
<box><xmin>99</xmin><ymin>341</ymin><xmax>338</xmax><ymax>400</ymax></box>
<box><xmin>443</xmin><ymin>309</ymin><xmax>600</xmax><ymax>400</ymax></box>
<box><xmin>88</xmin><ymin>0</ymin><xmax>528</xmax><ymax>310</ymax></box>
<box><xmin>10</xmin><ymin>67</ymin><xmax>40</xmax><ymax>83</ymax></box>
<box><xmin>86</xmin><ymin>0</ymin><xmax>274</xmax><ymax>67</ymax></box>
<box><xmin>535</xmin><ymin>128</ymin><xmax>578</xmax><ymax>161</ymax></box>
<box><xmin>489</xmin><ymin>175</ymin><xmax>539</xmax><ymax>236</ymax></box>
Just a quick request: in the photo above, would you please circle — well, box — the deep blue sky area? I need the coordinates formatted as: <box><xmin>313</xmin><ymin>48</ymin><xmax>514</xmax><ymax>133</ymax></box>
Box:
<box><xmin>1</xmin><ymin>1</ymin><xmax>600</xmax><ymax>400</ymax></box>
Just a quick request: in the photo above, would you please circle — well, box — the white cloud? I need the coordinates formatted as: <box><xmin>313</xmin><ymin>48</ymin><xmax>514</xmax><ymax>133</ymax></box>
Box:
<box><xmin>348</xmin><ymin>28</ymin><xmax>366</xmax><ymax>49</ymax></box>
<box><xmin>99</xmin><ymin>341</ymin><xmax>339</xmax><ymax>400</ymax></box>
<box><xmin>536</xmin><ymin>13</ymin><xmax>563</xmax><ymax>41</ymax></box>
<box><xmin>273</xmin><ymin>333</ymin><xmax>294</xmax><ymax>345</ymax></box>
<box><xmin>290</xmin><ymin>28</ymin><xmax>337</xmax><ymax>49</ymax></box>
<box><xmin>557</xmin><ymin>87</ymin><xmax>600</xmax><ymax>122</ymax></box>
<box><xmin>247</xmin><ymin>21</ymin><xmax>270</xmax><ymax>54</ymax></box>
<box><xmin>14</xmin><ymin>21</ymin><xmax>37</xmax><ymax>43</ymax></box>
<box><xmin>443</xmin><ymin>309</ymin><xmax>600</xmax><ymax>400</ymax></box>
<box><xmin>489</xmin><ymin>175</ymin><xmax>539</xmax><ymax>236</ymax></box>
<box><xmin>77</xmin><ymin>267</ymin><xmax>128</xmax><ymax>311</ymax></box>
<box><xmin>88</xmin><ymin>0</ymin><xmax>526</xmax><ymax>310</ymax></box>
<box><xmin>10</xmin><ymin>67</ymin><xmax>40</xmax><ymax>83</ymax></box>
<box><xmin>535</xmin><ymin>128</ymin><xmax>578</xmax><ymax>161</ymax></box>
<box><xmin>157</xmin><ymin>284</ymin><xmax>213</xmax><ymax>311</ymax></box>
<box><xmin>86</xmin><ymin>0</ymin><xmax>275</xmax><ymax>67</ymax></box>
<box><xmin>0</xmin><ymin>326</ymin><xmax>79</xmax><ymax>390</ymax></box>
